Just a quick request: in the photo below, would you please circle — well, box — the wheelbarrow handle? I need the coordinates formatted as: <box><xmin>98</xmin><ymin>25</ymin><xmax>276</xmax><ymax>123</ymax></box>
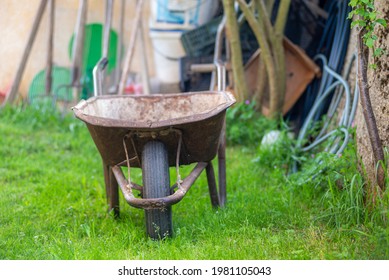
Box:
<box><xmin>189</xmin><ymin>14</ymin><xmax>228</xmax><ymax>93</ymax></box>
<box><xmin>190</xmin><ymin>63</ymin><xmax>215</xmax><ymax>73</ymax></box>
<box><xmin>93</xmin><ymin>57</ymin><xmax>108</xmax><ymax>97</ymax></box>
<box><xmin>190</xmin><ymin>61</ymin><xmax>226</xmax><ymax>92</ymax></box>
<box><xmin>214</xmin><ymin>60</ymin><xmax>226</xmax><ymax>92</ymax></box>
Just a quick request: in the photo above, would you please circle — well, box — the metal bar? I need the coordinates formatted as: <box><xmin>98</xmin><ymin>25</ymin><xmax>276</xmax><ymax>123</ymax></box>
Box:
<box><xmin>210</xmin><ymin>15</ymin><xmax>226</xmax><ymax>91</ymax></box>
<box><xmin>104</xmin><ymin>162</ymin><xmax>120</xmax><ymax>217</ymax></box>
<box><xmin>175</xmin><ymin>130</ymin><xmax>183</xmax><ymax>186</ymax></box>
<box><xmin>2</xmin><ymin>0</ymin><xmax>48</xmax><ymax>106</ymax></box>
<box><xmin>109</xmin><ymin>167</ymin><xmax>120</xmax><ymax>217</ymax></box>
<box><xmin>45</xmin><ymin>0</ymin><xmax>55</xmax><ymax>96</ymax></box>
<box><xmin>206</xmin><ymin>162</ymin><xmax>220</xmax><ymax>208</ymax></box>
<box><xmin>118</xmin><ymin>0</ymin><xmax>145</xmax><ymax>95</ymax></box>
<box><xmin>93</xmin><ymin>58</ymin><xmax>108</xmax><ymax>96</ymax></box>
<box><xmin>215</xmin><ymin>61</ymin><xmax>226</xmax><ymax>92</ymax></box>
<box><xmin>103</xmin><ymin>162</ymin><xmax>111</xmax><ymax>206</ymax></box>
<box><xmin>190</xmin><ymin>64</ymin><xmax>215</xmax><ymax>73</ymax></box>
<box><xmin>218</xmin><ymin>122</ymin><xmax>227</xmax><ymax>207</ymax></box>
<box><xmin>112</xmin><ymin>162</ymin><xmax>208</xmax><ymax>210</ymax></box>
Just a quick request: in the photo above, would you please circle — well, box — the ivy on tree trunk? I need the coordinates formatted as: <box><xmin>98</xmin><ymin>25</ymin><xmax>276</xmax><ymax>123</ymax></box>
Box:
<box><xmin>357</xmin><ymin>28</ymin><xmax>386</xmax><ymax>190</ymax></box>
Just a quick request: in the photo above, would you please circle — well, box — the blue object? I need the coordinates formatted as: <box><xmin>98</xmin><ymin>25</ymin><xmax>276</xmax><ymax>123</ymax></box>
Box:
<box><xmin>156</xmin><ymin>0</ymin><xmax>200</xmax><ymax>25</ymax></box>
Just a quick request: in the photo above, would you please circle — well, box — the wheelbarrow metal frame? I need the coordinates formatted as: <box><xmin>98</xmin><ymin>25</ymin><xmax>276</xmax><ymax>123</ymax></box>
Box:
<box><xmin>73</xmin><ymin>90</ymin><xmax>234</xmax><ymax>218</ymax></box>
<box><xmin>111</xmin><ymin>162</ymin><xmax>210</xmax><ymax>210</ymax></box>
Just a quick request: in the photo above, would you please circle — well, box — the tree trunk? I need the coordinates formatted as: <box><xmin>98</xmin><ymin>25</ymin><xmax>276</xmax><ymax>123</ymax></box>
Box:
<box><xmin>239</xmin><ymin>0</ymin><xmax>290</xmax><ymax>118</ymax></box>
<box><xmin>357</xmin><ymin>28</ymin><xmax>385</xmax><ymax>190</ymax></box>
<box><xmin>223</xmin><ymin>0</ymin><xmax>249</xmax><ymax>102</ymax></box>
<box><xmin>273</xmin><ymin>0</ymin><xmax>290</xmax><ymax>113</ymax></box>
<box><xmin>254</xmin><ymin>56</ymin><xmax>267</xmax><ymax>109</ymax></box>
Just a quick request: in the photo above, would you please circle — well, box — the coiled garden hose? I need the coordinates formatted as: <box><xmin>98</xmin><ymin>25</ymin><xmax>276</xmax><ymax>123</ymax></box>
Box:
<box><xmin>292</xmin><ymin>53</ymin><xmax>359</xmax><ymax>173</ymax></box>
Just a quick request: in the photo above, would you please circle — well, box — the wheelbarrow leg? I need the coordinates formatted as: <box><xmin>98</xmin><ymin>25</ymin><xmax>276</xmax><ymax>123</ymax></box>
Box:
<box><xmin>103</xmin><ymin>162</ymin><xmax>120</xmax><ymax>217</ymax></box>
<box><xmin>206</xmin><ymin>162</ymin><xmax>220</xmax><ymax>207</ymax></box>
<box><xmin>218</xmin><ymin>127</ymin><xmax>227</xmax><ymax>207</ymax></box>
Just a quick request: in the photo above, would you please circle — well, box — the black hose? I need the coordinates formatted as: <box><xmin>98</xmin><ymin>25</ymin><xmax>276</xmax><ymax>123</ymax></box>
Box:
<box><xmin>300</xmin><ymin>0</ymin><xmax>351</xmax><ymax>127</ymax></box>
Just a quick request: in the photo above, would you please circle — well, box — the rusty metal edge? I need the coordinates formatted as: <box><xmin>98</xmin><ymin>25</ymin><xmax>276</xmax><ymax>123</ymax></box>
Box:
<box><xmin>72</xmin><ymin>91</ymin><xmax>236</xmax><ymax>129</ymax></box>
<box><xmin>111</xmin><ymin>162</ymin><xmax>208</xmax><ymax>210</ymax></box>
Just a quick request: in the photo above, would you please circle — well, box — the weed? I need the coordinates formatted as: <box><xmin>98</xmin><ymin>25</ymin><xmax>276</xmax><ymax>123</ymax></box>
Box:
<box><xmin>226</xmin><ymin>101</ymin><xmax>278</xmax><ymax>146</ymax></box>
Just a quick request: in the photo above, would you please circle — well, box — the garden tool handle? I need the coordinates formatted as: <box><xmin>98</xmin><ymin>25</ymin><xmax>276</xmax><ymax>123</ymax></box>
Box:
<box><xmin>93</xmin><ymin>57</ymin><xmax>108</xmax><ymax>97</ymax></box>
<box><xmin>190</xmin><ymin>62</ymin><xmax>226</xmax><ymax>92</ymax></box>
<box><xmin>214</xmin><ymin>60</ymin><xmax>226</xmax><ymax>92</ymax></box>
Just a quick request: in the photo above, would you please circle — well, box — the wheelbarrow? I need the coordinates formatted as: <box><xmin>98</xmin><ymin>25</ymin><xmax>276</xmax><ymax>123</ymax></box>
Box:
<box><xmin>72</xmin><ymin>64</ymin><xmax>235</xmax><ymax>239</ymax></box>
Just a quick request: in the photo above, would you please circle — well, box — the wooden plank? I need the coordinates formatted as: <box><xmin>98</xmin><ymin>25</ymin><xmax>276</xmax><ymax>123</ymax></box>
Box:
<box><xmin>118</xmin><ymin>0</ymin><xmax>145</xmax><ymax>95</ymax></box>
<box><xmin>2</xmin><ymin>0</ymin><xmax>48</xmax><ymax>106</ymax></box>
<box><xmin>45</xmin><ymin>0</ymin><xmax>55</xmax><ymax>96</ymax></box>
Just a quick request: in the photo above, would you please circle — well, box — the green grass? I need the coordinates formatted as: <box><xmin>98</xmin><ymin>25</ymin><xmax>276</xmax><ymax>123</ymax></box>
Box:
<box><xmin>0</xmin><ymin>104</ymin><xmax>388</xmax><ymax>259</ymax></box>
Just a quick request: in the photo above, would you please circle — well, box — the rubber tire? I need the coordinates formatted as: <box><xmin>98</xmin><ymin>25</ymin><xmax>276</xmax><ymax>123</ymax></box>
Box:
<box><xmin>142</xmin><ymin>141</ymin><xmax>173</xmax><ymax>239</ymax></box>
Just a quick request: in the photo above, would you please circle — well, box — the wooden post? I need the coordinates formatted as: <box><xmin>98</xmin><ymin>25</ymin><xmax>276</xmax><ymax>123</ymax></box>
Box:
<box><xmin>100</xmin><ymin>0</ymin><xmax>114</xmax><ymax>95</ymax></box>
<box><xmin>70</xmin><ymin>0</ymin><xmax>88</xmax><ymax>90</ymax></box>
<box><xmin>138</xmin><ymin>20</ymin><xmax>151</xmax><ymax>95</ymax></box>
<box><xmin>1</xmin><ymin>0</ymin><xmax>48</xmax><ymax>106</ymax></box>
<box><xmin>45</xmin><ymin>0</ymin><xmax>55</xmax><ymax>96</ymax></box>
<box><xmin>103</xmin><ymin>0</ymin><xmax>114</xmax><ymax>59</ymax></box>
<box><xmin>113</xmin><ymin>0</ymin><xmax>126</xmax><ymax>89</ymax></box>
<box><xmin>118</xmin><ymin>0</ymin><xmax>145</xmax><ymax>95</ymax></box>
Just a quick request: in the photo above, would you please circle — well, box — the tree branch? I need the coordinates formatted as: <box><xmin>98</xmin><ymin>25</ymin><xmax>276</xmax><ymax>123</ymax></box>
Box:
<box><xmin>237</xmin><ymin>0</ymin><xmax>279</xmax><ymax>117</ymax></box>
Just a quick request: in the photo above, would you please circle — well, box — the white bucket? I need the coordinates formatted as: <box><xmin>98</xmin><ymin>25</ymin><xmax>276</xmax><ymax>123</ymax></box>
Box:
<box><xmin>150</xmin><ymin>0</ymin><xmax>219</xmax><ymax>28</ymax></box>
<box><xmin>149</xmin><ymin>28</ymin><xmax>186</xmax><ymax>84</ymax></box>
<box><xmin>148</xmin><ymin>0</ymin><xmax>219</xmax><ymax>85</ymax></box>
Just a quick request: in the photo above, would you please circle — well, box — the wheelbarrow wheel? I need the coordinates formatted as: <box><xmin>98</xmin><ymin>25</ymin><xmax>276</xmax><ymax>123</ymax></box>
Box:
<box><xmin>142</xmin><ymin>141</ymin><xmax>172</xmax><ymax>239</ymax></box>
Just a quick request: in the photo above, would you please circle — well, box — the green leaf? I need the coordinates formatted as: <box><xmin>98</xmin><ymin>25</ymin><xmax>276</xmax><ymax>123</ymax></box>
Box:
<box><xmin>349</xmin><ymin>0</ymin><xmax>358</xmax><ymax>7</ymax></box>
<box><xmin>369</xmin><ymin>12</ymin><xmax>377</xmax><ymax>21</ymax></box>
<box><xmin>369</xmin><ymin>63</ymin><xmax>377</xmax><ymax>70</ymax></box>
<box><xmin>374</xmin><ymin>48</ymin><xmax>384</xmax><ymax>57</ymax></box>
<box><xmin>348</xmin><ymin>10</ymin><xmax>356</xmax><ymax>19</ymax></box>
<box><xmin>355</xmin><ymin>7</ymin><xmax>366</xmax><ymax>16</ymax></box>
<box><xmin>366</xmin><ymin>3</ymin><xmax>374</xmax><ymax>9</ymax></box>
<box><xmin>376</xmin><ymin>18</ymin><xmax>387</xmax><ymax>27</ymax></box>
<box><xmin>351</xmin><ymin>20</ymin><xmax>366</xmax><ymax>28</ymax></box>
<box><xmin>365</xmin><ymin>37</ymin><xmax>375</xmax><ymax>48</ymax></box>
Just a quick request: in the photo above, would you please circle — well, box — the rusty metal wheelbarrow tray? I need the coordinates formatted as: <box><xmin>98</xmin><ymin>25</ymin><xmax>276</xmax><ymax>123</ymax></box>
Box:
<box><xmin>73</xmin><ymin>91</ymin><xmax>235</xmax><ymax>168</ymax></box>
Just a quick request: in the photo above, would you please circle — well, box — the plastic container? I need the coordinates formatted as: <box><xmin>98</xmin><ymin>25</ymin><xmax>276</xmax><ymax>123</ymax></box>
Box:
<box><xmin>150</xmin><ymin>0</ymin><xmax>219</xmax><ymax>28</ymax></box>
<box><xmin>181</xmin><ymin>16</ymin><xmax>222</xmax><ymax>57</ymax></box>
<box><xmin>149</xmin><ymin>28</ymin><xmax>186</xmax><ymax>84</ymax></box>
<box><xmin>148</xmin><ymin>1</ymin><xmax>219</xmax><ymax>85</ymax></box>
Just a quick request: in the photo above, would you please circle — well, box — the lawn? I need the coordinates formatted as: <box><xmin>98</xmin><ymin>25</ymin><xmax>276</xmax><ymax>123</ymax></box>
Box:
<box><xmin>0</xmin><ymin>104</ymin><xmax>388</xmax><ymax>259</ymax></box>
